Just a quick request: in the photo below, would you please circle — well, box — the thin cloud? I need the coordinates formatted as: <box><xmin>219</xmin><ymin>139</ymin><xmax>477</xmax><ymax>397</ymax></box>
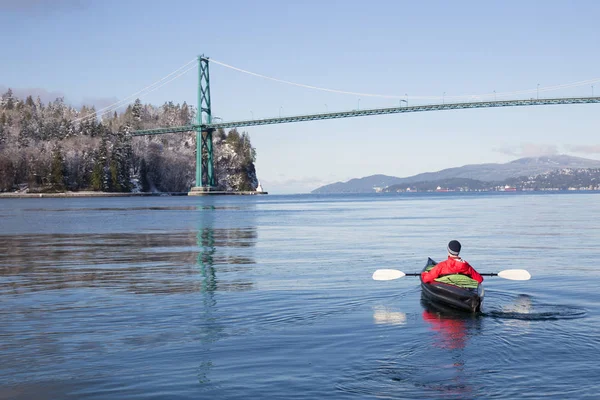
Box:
<box><xmin>566</xmin><ymin>144</ymin><xmax>600</xmax><ymax>154</ymax></box>
<box><xmin>493</xmin><ymin>143</ymin><xmax>559</xmax><ymax>157</ymax></box>
<box><xmin>493</xmin><ymin>145</ymin><xmax>519</xmax><ymax>157</ymax></box>
<box><xmin>520</xmin><ymin>143</ymin><xmax>559</xmax><ymax>157</ymax></box>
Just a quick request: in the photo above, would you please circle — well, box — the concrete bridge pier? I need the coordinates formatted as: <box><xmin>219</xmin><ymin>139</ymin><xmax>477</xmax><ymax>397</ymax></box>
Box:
<box><xmin>188</xmin><ymin>186</ymin><xmax>217</xmax><ymax>196</ymax></box>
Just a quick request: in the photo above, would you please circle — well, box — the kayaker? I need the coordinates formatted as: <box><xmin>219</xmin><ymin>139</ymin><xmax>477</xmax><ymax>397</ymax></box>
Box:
<box><xmin>421</xmin><ymin>240</ymin><xmax>484</xmax><ymax>284</ymax></box>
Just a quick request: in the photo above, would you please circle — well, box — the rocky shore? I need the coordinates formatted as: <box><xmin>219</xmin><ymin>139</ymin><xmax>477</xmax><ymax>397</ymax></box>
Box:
<box><xmin>0</xmin><ymin>190</ymin><xmax>267</xmax><ymax>198</ymax></box>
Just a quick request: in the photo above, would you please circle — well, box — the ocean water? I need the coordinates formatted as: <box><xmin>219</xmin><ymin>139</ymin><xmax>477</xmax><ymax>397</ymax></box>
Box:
<box><xmin>1</xmin><ymin>192</ymin><xmax>599</xmax><ymax>399</ymax></box>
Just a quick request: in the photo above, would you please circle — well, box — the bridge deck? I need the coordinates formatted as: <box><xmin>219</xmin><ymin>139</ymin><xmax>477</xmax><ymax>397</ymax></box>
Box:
<box><xmin>132</xmin><ymin>97</ymin><xmax>600</xmax><ymax>136</ymax></box>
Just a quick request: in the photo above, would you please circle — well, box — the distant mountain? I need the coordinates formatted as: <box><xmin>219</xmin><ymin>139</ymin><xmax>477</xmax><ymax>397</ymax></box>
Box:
<box><xmin>311</xmin><ymin>174</ymin><xmax>406</xmax><ymax>194</ymax></box>
<box><xmin>311</xmin><ymin>155</ymin><xmax>600</xmax><ymax>193</ymax></box>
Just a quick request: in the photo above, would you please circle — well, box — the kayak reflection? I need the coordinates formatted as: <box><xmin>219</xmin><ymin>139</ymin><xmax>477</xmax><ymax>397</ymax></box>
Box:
<box><xmin>419</xmin><ymin>299</ymin><xmax>483</xmax><ymax>398</ymax></box>
<box><xmin>421</xmin><ymin>299</ymin><xmax>482</xmax><ymax>350</ymax></box>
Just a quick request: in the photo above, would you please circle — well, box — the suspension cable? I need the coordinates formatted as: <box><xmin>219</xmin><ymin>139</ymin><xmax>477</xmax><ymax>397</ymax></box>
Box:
<box><xmin>210</xmin><ymin>58</ymin><xmax>600</xmax><ymax>101</ymax></box>
<box><xmin>73</xmin><ymin>58</ymin><xmax>198</xmax><ymax>124</ymax></box>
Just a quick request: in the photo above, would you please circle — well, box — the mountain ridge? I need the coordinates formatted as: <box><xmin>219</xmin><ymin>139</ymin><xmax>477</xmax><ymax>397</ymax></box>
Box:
<box><xmin>311</xmin><ymin>155</ymin><xmax>600</xmax><ymax>193</ymax></box>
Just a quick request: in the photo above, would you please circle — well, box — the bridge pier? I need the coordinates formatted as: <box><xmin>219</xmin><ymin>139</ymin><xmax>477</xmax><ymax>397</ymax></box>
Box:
<box><xmin>188</xmin><ymin>186</ymin><xmax>218</xmax><ymax>195</ymax></box>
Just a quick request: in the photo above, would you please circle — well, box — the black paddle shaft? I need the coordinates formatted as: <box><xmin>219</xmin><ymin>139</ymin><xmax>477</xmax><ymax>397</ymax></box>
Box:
<box><xmin>406</xmin><ymin>272</ymin><xmax>499</xmax><ymax>276</ymax></box>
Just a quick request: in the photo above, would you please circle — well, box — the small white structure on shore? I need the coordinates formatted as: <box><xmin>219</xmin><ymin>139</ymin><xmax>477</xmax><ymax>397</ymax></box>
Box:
<box><xmin>256</xmin><ymin>181</ymin><xmax>263</xmax><ymax>192</ymax></box>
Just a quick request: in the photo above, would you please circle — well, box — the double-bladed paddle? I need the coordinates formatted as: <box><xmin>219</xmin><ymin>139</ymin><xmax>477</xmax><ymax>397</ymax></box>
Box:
<box><xmin>372</xmin><ymin>268</ymin><xmax>531</xmax><ymax>281</ymax></box>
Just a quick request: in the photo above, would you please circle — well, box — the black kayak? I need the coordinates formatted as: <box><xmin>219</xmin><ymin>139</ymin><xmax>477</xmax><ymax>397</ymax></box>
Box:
<box><xmin>420</xmin><ymin>257</ymin><xmax>484</xmax><ymax>313</ymax></box>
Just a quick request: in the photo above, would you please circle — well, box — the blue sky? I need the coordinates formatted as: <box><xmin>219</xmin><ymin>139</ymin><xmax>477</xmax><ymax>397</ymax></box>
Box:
<box><xmin>2</xmin><ymin>0</ymin><xmax>600</xmax><ymax>193</ymax></box>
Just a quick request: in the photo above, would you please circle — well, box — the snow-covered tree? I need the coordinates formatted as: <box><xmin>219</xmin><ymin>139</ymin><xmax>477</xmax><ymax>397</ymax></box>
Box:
<box><xmin>0</xmin><ymin>92</ymin><xmax>259</xmax><ymax>193</ymax></box>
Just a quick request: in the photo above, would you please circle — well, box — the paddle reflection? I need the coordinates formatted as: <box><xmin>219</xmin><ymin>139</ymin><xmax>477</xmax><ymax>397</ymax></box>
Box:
<box><xmin>372</xmin><ymin>306</ymin><xmax>407</xmax><ymax>326</ymax></box>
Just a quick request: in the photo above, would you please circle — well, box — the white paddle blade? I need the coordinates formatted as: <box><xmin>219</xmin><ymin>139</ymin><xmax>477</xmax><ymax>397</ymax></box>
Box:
<box><xmin>497</xmin><ymin>269</ymin><xmax>531</xmax><ymax>281</ymax></box>
<box><xmin>372</xmin><ymin>269</ymin><xmax>406</xmax><ymax>281</ymax></box>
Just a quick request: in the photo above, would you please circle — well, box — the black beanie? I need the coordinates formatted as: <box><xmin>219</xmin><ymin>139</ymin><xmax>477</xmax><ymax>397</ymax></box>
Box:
<box><xmin>448</xmin><ymin>240</ymin><xmax>461</xmax><ymax>256</ymax></box>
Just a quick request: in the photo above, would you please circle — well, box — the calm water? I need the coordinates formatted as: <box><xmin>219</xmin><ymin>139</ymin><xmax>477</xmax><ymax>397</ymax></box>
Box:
<box><xmin>1</xmin><ymin>193</ymin><xmax>599</xmax><ymax>399</ymax></box>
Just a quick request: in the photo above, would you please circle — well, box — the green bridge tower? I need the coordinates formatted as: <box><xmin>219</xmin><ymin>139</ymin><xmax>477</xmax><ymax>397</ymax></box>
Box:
<box><xmin>189</xmin><ymin>55</ymin><xmax>216</xmax><ymax>194</ymax></box>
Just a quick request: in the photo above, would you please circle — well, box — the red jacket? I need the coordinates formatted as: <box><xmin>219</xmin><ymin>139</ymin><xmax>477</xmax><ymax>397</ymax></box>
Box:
<box><xmin>421</xmin><ymin>257</ymin><xmax>483</xmax><ymax>284</ymax></box>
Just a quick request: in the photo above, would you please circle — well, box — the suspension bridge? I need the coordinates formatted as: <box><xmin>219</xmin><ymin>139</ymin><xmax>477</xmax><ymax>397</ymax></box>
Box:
<box><xmin>130</xmin><ymin>55</ymin><xmax>600</xmax><ymax>195</ymax></box>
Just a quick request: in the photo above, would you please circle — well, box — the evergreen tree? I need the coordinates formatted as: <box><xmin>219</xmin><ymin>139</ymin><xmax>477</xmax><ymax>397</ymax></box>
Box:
<box><xmin>226</xmin><ymin>128</ymin><xmax>241</xmax><ymax>147</ymax></box>
<box><xmin>139</xmin><ymin>158</ymin><xmax>150</xmax><ymax>192</ymax></box>
<box><xmin>0</xmin><ymin>121</ymin><xmax>5</xmax><ymax>148</ymax></box>
<box><xmin>50</xmin><ymin>145</ymin><xmax>66</xmax><ymax>191</ymax></box>
<box><xmin>0</xmin><ymin>156</ymin><xmax>14</xmax><ymax>191</ymax></box>
<box><xmin>145</xmin><ymin>142</ymin><xmax>163</xmax><ymax>191</ymax></box>
<box><xmin>78</xmin><ymin>106</ymin><xmax>96</xmax><ymax>136</ymax></box>
<box><xmin>35</xmin><ymin>96</ymin><xmax>43</xmax><ymax>111</ymax></box>
<box><xmin>91</xmin><ymin>134</ymin><xmax>108</xmax><ymax>191</ymax></box>
<box><xmin>131</xmin><ymin>99</ymin><xmax>143</xmax><ymax>130</ymax></box>
<box><xmin>90</xmin><ymin>160</ymin><xmax>104</xmax><ymax>191</ymax></box>
<box><xmin>25</xmin><ymin>95</ymin><xmax>35</xmax><ymax>108</ymax></box>
<box><xmin>105</xmin><ymin>125</ymin><xmax>133</xmax><ymax>192</ymax></box>
<box><xmin>87</xmin><ymin>107</ymin><xmax>102</xmax><ymax>137</ymax></box>
<box><xmin>18</xmin><ymin>114</ymin><xmax>32</xmax><ymax>148</ymax></box>
<box><xmin>160</xmin><ymin>101</ymin><xmax>178</xmax><ymax>126</ymax></box>
<box><xmin>109</xmin><ymin>159</ymin><xmax>121</xmax><ymax>192</ymax></box>
<box><xmin>1</xmin><ymin>89</ymin><xmax>15</xmax><ymax>110</ymax></box>
<box><xmin>180</xmin><ymin>102</ymin><xmax>191</xmax><ymax>124</ymax></box>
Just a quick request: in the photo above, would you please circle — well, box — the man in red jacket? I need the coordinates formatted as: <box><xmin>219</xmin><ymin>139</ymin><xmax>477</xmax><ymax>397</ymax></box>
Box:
<box><xmin>421</xmin><ymin>240</ymin><xmax>484</xmax><ymax>284</ymax></box>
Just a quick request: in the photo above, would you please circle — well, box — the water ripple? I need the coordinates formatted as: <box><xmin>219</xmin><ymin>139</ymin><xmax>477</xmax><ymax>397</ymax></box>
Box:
<box><xmin>483</xmin><ymin>293</ymin><xmax>587</xmax><ymax>321</ymax></box>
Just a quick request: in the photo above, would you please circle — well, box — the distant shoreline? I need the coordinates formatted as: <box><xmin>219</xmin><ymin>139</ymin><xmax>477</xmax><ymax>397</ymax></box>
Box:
<box><xmin>0</xmin><ymin>191</ymin><xmax>268</xmax><ymax>198</ymax></box>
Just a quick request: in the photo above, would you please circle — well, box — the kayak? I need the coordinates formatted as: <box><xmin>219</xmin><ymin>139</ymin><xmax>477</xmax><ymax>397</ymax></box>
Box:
<box><xmin>420</xmin><ymin>257</ymin><xmax>484</xmax><ymax>313</ymax></box>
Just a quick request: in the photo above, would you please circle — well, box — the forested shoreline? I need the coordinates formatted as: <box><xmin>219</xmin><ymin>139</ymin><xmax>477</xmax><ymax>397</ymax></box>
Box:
<box><xmin>0</xmin><ymin>89</ymin><xmax>258</xmax><ymax>193</ymax></box>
